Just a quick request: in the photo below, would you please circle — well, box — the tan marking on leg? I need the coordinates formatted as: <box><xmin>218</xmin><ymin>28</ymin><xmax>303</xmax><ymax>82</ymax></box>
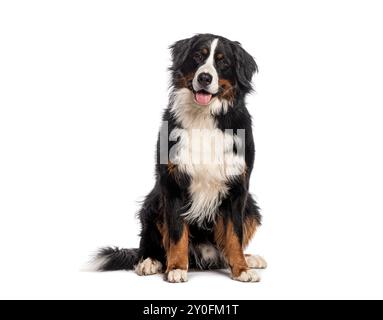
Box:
<box><xmin>166</xmin><ymin>224</ymin><xmax>189</xmax><ymax>272</ymax></box>
<box><xmin>162</xmin><ymin>224</ymin><xmax>189</xmax><ymax>283</ymax></box>
<box><xmin>214</xmin><ymin>218</ymin><xmax>248</xmax><ymax>278</ymax></box>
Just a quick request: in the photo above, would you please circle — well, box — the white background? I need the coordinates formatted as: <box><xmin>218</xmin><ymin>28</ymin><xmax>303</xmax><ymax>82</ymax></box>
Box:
<box><xmin>1</xmin><ymin>0</ymin><xmax>383</xmax><ymax>300</ymax></box>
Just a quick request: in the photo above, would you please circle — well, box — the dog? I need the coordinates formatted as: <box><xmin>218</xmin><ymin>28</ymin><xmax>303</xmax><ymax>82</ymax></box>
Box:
<box><xmin>93</xmin><ymin>34</ymin><xmax>266</xmax><ymax>282</ymax></box>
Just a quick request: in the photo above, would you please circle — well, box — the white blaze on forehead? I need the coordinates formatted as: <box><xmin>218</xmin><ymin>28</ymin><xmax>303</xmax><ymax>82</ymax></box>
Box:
<box><xmin>203</xmin><ymin>38</ymin><xmax>219</xmax><ymax>71</ymax></box>
<box><xmin>192</xmin><ymin>38</ymin><xmax>219</xmax><ymax>94</ymax></box>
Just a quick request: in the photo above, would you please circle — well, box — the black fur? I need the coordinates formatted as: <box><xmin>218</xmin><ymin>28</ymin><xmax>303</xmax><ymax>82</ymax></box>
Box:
<box><xmin>230</xmin><ymin>41</ymin><xmax>258</xmax><ymax>93</ymax></box>
<box><xmin>95</xmin><ymin>34</ymin><xmax>261</xmax><ymax>273</ymax></box>
<box><xmin>96</xmin><ymin>247</ymin><xmax>139</xmax><ymax>271</ymax></box>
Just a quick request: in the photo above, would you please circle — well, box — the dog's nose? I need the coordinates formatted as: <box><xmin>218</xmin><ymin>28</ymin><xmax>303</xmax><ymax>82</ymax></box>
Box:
<box><xmin>197</xmin><ymin>72</ymin><xmax>213</xmax><ymax>87</ymax></box>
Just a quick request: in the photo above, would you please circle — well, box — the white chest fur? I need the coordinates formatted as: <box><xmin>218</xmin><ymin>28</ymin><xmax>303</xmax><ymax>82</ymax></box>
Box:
<box><xmin>169</xmin><ymin>89</ymin><xmax>246</xmax><ymax>226</ymax></box>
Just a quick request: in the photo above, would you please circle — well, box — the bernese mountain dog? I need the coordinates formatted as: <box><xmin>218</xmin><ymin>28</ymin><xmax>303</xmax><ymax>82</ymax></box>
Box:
<box><xmin>93</xmin><ymin>34</ymin><xmax>266</xmax><ymax>282</ymax></box>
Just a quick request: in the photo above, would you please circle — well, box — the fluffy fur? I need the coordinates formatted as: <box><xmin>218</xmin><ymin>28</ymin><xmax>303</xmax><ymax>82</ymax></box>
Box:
<box><xmin>93</xmin><ymin>34</ymin><xmax>264</xmax><ymax>282</ymax></box>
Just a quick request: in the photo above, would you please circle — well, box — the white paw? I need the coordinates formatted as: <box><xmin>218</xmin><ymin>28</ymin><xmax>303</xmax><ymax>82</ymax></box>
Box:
<box><xmin>135</xmin><ymin>258</ymin><xmax>162</xmax><ymax>276</ymax></box>
<box><xmin>246</xmin><ymin>255</ymin><xmax>267</xmax><ymax>269</ymax></box>
<box><xmin>167</xmin><ymin>269</ymin><xmax>188</xmax><ymax>283</ymax></box>
<box><xmin>232</xmin><ymin>269</ymin><xmax>260</xmax><ymax>282</ymax></box>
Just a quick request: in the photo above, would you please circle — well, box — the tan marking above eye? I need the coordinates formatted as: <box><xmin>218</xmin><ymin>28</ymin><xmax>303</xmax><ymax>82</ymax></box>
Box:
<box><xmin>201</xmin><ymin>48</ymin><xmax>208</xmax><ymax>55</ymax></box>
<box><xmin>216</xmin><ymin>53</ymin><xmax>224</xmax><ymax>60</ymax></box>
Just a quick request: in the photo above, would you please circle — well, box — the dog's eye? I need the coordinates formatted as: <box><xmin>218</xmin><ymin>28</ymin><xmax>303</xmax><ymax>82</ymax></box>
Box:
<box><xmin>193</xmin><ymin>52</ymin><xmax>203</xmax><ymax>63</ymax></box>
<box><xmin>217</xmin><ymin>59</ymin><xmax>230</xmax><ymax>69</ymax></box>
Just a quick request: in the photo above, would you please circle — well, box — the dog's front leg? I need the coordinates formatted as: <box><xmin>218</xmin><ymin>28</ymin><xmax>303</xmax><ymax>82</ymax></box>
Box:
<box><xmin>163</xmin><ymin>196</ymin><xmax>189</xmax><ymax>283</ymax></box>
<box><xmin>165</xmin><ymin>222</ymin><xmax>189</xmax><ymax>283</ymax></box>
<box><xmin>215</xmin><ymin>182</ymin><xmax>260</xmax><ymax>282</ymax></box>
<box><xmin>215</xmin><ymin>216</ymin><xmax>260</xmax><ymax>282</ymax></box>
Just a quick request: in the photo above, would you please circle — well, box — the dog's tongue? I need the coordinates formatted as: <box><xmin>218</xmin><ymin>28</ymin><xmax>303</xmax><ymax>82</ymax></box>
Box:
<box><xmin>195</xmin><ymin>92</ymin><xmax>212</xmax><ymax>105</ymax></box>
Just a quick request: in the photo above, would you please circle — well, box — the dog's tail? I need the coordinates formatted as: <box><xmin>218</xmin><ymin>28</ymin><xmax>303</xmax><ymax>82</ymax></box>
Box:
<box><xmin>92</xmin><ymin>247</ymin><xmax>140</xmax><ymax>271</ymax></box>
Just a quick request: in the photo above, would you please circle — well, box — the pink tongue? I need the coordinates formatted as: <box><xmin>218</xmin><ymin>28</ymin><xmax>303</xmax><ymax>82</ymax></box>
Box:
<box><xmin>195</xmin><ymin>92</ymin><xmax>212</xmax><ymax>105</ymax></box>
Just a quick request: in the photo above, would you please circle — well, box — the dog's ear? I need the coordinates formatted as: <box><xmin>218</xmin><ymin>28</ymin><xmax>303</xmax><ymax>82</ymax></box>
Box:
<box><xmin>231</xmin><ymin>41</ymin><xmax>258</xmax><ymax>93</ymax></box>
<box><xmin>169</xmin><ymin>37</ymin><xmax>195</xmax><ymax>70</ymax></box>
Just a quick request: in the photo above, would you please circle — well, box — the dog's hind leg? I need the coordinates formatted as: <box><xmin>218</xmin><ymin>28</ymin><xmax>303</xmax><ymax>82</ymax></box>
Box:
<box><xmin>135</xmin><ymin>257</ymin><xmax>163</xmax><ymax>276</ymax></box>
<box><xmin>135</xmin><ymin>190</ymin><xmax>166</xmax><ymax>276</ymax></box>
<box><xmin>135</xmin><ymin>220</ymin><xmax>166</xmax><ymax>276</ymax></box>
<box><xmin>242</xmin><ymin>197</ymin><xmax>267</xmax><ymax>269</ymax></box>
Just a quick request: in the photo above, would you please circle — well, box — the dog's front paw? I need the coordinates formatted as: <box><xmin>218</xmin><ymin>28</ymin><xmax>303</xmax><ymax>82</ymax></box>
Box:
<box><xmin>167</xmin><ymin>269</ymin><xmax>188</xmax><ymax>283</ymax></box>
<box><xmin>232</xmin><ymin>269</ymin><xmax>260</xmax><ymax>282</ymax></box>
<box><xmin>245</xmin><ymin>255</ymin><xmax>267</xmax><ymax>269</ymax></box>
